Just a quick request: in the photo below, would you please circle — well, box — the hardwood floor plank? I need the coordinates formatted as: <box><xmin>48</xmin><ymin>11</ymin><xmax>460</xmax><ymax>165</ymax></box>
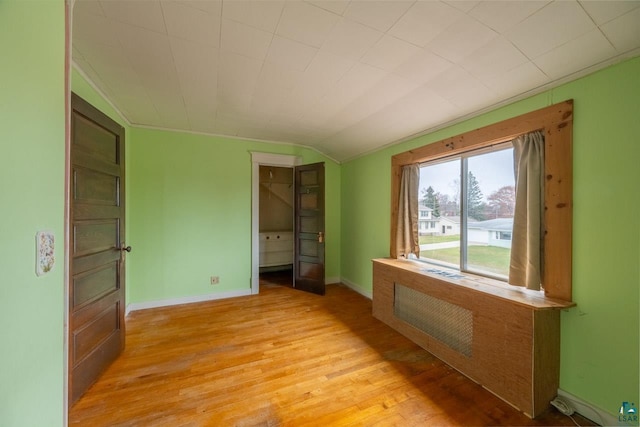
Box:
<box><xmin>70</xmin><ymin>283</ymin><xmax>595</xmax><ymax>426</ymax></box>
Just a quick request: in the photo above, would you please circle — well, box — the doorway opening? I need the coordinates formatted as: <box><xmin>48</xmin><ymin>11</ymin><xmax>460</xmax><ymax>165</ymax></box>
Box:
<box><xmin>250</xmin><ymin>152</ymin><xmax>326</xmax><ymax>296</ymax></box>
<box><xmin>250</xmin><ymin>152</ymin><xmax>301</xmax><ymax>294</ymax></box>
<box><xmin>258</xmin><ymin>165</ymin><xmax>294</xmax><ymax>289</ymax></box>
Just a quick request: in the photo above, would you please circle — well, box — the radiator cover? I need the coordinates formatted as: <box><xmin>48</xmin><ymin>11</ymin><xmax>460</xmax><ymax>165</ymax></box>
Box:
<box><xmin>394</xmin><ymin>283</ymin><xmax>473</xmax><ymax>357</ymax></box>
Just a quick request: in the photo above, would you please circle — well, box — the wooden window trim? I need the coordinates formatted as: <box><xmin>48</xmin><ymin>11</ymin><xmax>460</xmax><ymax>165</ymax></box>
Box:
<box><xmin>390</xmin><ymin>100</ymin><xmax>573</xmax><ymax>302</ymax></box>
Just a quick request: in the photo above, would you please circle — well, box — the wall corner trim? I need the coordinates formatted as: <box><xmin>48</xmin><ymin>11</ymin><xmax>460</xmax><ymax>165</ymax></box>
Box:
<box><xmin>341</xmin><ymin>278</ymin><xmax>372</xmax><ymax>300</ymax></box>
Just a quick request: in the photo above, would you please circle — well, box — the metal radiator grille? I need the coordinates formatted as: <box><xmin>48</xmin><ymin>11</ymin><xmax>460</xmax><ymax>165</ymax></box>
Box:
<box><xmin>394</xmin><ymin>283</ymin><xmax>473</xmax><ymax>357</ymax></box>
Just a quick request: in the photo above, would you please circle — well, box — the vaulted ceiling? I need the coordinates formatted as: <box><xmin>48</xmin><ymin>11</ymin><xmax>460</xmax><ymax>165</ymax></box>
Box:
<box><xmin>72</xmin><ymin>0</ymin><xmax>640</xmax><ymax>162</ymax></box>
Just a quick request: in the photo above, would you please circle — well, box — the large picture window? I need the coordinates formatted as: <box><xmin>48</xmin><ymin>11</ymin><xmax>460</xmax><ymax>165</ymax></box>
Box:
<box><xmin>416</xmin><ymin>143</ymin><xmax>515</xmax><ymax>280</ymax></box>
<box><xmin>390</xmin><ymin>101</ymin><xmax>573</xmax><ymax>302</ymax></box>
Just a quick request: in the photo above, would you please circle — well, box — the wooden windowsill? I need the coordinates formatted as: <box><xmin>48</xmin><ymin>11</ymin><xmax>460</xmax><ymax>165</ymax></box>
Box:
<box><xmin>373</xmin><ymin>258</ymin><xmax>575</xmax><ymax>310</ymax></box>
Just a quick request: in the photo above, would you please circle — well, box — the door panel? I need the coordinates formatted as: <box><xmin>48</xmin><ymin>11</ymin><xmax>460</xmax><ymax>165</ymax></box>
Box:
<box><xmin>73</xmin><ymin>220</ymin><xmax>119</xmax><ymax>255</ymax></box>
<box><xmin>73</xmin><ymin>264</ymin><xmax>118</xmax><ymax>307</ymax></box>
<box><xmin>294</xmin><ymin>162</ymin><xmax>325</xmax><ymax>295</ymax></box>
<box><xmin>74</xmin><ymin>303</ymin><xmax>120</xmax><ymax>362</ymax></box>
<box><xmin>70</xmin><ymin>93</ymin><xmax>126</xmax><ymax>405</ymax></box>
<box><xmin>74</xmin><ymin>168</ymin><xmax>119</xmax><ymax>204</ymax></box>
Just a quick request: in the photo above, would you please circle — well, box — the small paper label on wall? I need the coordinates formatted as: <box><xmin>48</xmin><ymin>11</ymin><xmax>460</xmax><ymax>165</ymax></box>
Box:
<box><xmin>36</xmin><ymin>230</ymin><xmax>55</xmax><ymax>276</ymax></box>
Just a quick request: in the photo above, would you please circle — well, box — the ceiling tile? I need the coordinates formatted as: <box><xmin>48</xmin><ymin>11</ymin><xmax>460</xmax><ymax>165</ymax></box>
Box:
<box><xmin>178</xmin><ymin>0</ymin><xmax>222</xmax><ymax>15</ymax></box>
<box><xmin>266</xmin><ymin>36</ymin><xmax>319</xmax><ymax>72</ymax></box>
<box><xmin>114</xmin><ymin>90</ymin><xmax>161</xmax><ymax>125</ymax></box>
<box><xmin>217</xmin><ymin>51</ymin><xmax>263</xmax><ymax>113</ymax></box>
<box><xmin>99</xmin><ymin>0</ymin><xmax>166</xmax><ymax>34</ymax></box>
<box><xmin>426</xmin><ymin>15</ymin><xmax>498</xmax><ymax>63</ymax></box>
<box><xmin>79</xmin><ymin>43</ymin><xmax>140</xmax><ymax>93</ymax></box>
<box><xmin>361</xmin><ymin>35</ymin><xmax>422</xmax><ymax>72</ymax></box>
<box><xmin>218</xmin><ymin>51</ymin><xmax>263</xmax><ymax>88</ymax></box>
<box><xmin>482</xmin><ymin>62</ymin><xmax>549</xmax><ymax>99</ymax></box>
<box><xmin>305</xmin><ymin>0</ymin><xmax>351</xmax><ymax>16</ymax></box>
<box><xmin>73</xmin><ymin>6</ymin><xmax>121</xmax><ymax>51</ymax></box>
<box><xmin>170</xmin><ymin>38</ymin><xmax>218</xmax><ymax>105</ymax></box>
<box><xmin>279</xmin><ymin>51</ymin><xmax>355</xmax><ymax>117</ymax></box>
<box><xmin>256</xmin><ymin>62</ymin><xmax>304</xmax><ymax>94</ymax></box>
<box><xmin>303</xmin><ymin>49</ymin><xmax>355</xmax><ymax>83</ymax></box>
<box><xmin>184</xmin><ymin>104</ymin><xmax>218</xmax><ymax>133</ymax></box>
<box><xmin>389</xmin><ymin>1</ymin><xmax>463</xmax><ymax>47</ymax></box>
<box><xmin>329</xmin><ymin>74</ymin><xmax>420</xmax><ymax>129</ymax></box>
<box><xmin>326</xmin><ymin>62</ymin><xmax>388</xmax><ymax>105</ymax></box>
<box><xmin>249</xmin><ymin>90</ymin><xmax>287</xmax><ymax>119</ymax></box>
<box><xmin>425</xmin><ymin>66</ymin><xmax>493</xmax><ymax>107</ymax></box>
<box><xmin>534</xmin><ymin>29</ymin><xmax>616</xmax><ymax>79</ymax></box>
<box><xmin>221</xmin><ymin>18</ymin><xmax>273</xmax><ymax>61</ymax></box>
<box><xmin>344</xmin><ymin>1</ymin><xmax>413</xmax><ymax>32</ymax></box>
<box><xmin>505</xmin><ymin>1</ymin><xmax>594</xmax><ymax>59</ymax></box>
<box><xmin>320</xmin><ymin>18</ymin><xmax>383</xmax><ymax>60</ymax></box>
<box><xmin>382</xmin><ymin>85</ymin><xmax>459</xmax><ymax>131</ymax></box>
<box><xmin>222</xmin><ymin>0</ymin><xmax>284</xmax><ymax>33</ymax></box>
<box><xmin>600</xmin><ymin>7</ymin><xmax>640</xmax><ymax>52</ymax></box>
<box><xmin>579</xmin><ymin>0</ymin><xmax>640</xmax><ymax>25</ymax></box>
<box><xmin>149</xmin><ymin>93</ymin><xmax>190</xmax><ymax>130</ymax></box>
<box><xmin>276</xmin><ymin>1</ymin><xmax>339</xmax><ymax>48</ymax></box>
<box><xmin>469</xmin><ymin>1</ymin><xmax>550</xmax><ymax>34</ymax></box>
<box><xmin>298</xmin><ymin>62</ymin><xmax>386</xmax><ymax>128</ymax></box>
<box><xmin>212</xmin><ymin>111</ymin><xmax>241</xmax><ymax>135</ymax></box>
<box><xmin>161</xmin><ymin>1</ymin><xmax>221</xmax><ymax>47</ymax></box>
<box><xmin>444</xmin><ymin>1</ymin><xmax>480</xmax><ymax>13</ymax></box>
<box><xmin>74</xmin><ymin>0</ymin><xmax>105</xmax><ymax>16</ymax></box>
<box><xmin>392</xmin><ymin>49</ymin><xmax>453</xmax><ymax>85</ymax></box>
<box><xmin>115</xmin><ymin>22</ymin><xmax>174</xmax><ymax>66</ymax></box>
<box><xmin>459</xmin><ymin>36</ymin><xmax>529</xmax><ymax>80</ymax></box>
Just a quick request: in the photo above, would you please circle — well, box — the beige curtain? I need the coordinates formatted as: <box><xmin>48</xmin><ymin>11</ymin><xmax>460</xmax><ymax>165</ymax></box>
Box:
<box><xmin>509</xmin><ymin>131</ymin><xmax>545</xmax><ymax>290</ymax></box>
<box><xmin>397</xmin><ymin>164</ymin><xmax>420</xmax><ymax>258</ymax></box>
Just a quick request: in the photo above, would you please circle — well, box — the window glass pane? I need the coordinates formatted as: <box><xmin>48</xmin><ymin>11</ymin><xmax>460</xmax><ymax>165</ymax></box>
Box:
<box><xmin>418</xmin><ymin>158</ymin><xmax>461</xmax><ymax>269</ymax></box>
<box><xmin>465</xmin><ymin>147</ymin><xmax>514</xmax><ymax>278</ymax></box>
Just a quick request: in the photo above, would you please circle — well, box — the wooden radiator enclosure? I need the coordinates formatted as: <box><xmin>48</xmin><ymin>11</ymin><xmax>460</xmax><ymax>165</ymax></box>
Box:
<box><xmin>372</xmin><ymin>258</ymin><xmax>574</xmax><ymax>418</ymax></box>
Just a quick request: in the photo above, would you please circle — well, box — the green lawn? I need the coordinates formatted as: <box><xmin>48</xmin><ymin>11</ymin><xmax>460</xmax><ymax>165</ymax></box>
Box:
<box><xmin>418</xmin><ymin>234</ymin><xmax>459</xmax><ymax>244</ymax></box>
<box><xmin>420</xmin><ymin>245</ymin><xmax>510</xmax><ymax>276</ymax></box>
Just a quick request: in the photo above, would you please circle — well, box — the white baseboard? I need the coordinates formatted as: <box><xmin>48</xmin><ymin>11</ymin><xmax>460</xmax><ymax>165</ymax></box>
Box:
<box><xmin>325</xmin><ymin>276</ymin><xmax>341</xmax><ymax>285</ymax></box>
<box><xmin>340</xmin><ymin>277</ymin><xmax>372</xmax><ymax>299</ymax></box>
<box><xmin>126</xmin><ymin>289</ymin><xmax>253</xmax><ymax>314</ymax></box>
<box><xmin>557</xmin><ymin>389</ymin><xmax>616</xmax><ymax>426</ymax></box>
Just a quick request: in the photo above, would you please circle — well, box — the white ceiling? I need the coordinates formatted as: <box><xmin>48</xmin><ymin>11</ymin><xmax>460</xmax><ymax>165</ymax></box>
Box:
<box><xmin>72</xmin><ymin>0</ymin><xmax>640</xmax><ymax>162</ymax></box>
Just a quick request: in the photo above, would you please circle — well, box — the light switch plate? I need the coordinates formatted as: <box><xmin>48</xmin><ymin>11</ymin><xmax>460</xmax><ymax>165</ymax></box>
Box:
<box><xmin>36</xmin><ymin>230</ymin><xmax>55</xmax><ymax>276</ymax></box>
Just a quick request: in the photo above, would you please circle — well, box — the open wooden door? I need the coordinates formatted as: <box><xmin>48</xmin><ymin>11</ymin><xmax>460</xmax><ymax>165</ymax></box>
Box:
<box><xmin>294</xmin><ymin>162</ymin><xmax>325</xmax><ymax>295</ymax></box>
<box><xmin>69</xmin><ymin>93</ymin><xmax>127</xmax><ymax>405</ymax></box>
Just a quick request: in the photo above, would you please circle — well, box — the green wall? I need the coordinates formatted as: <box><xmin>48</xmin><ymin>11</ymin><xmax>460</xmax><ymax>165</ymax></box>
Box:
<box><xmin>341</xmin><ymin>57</ymin><xmax>640</xmax><ymax>418</ymax></box>
<box><xmin>0</xmin><ymin>1</ymin><xmax>65</xmax><ymax>426</ymax></box>
<box><xmin>128</xmin><ymin>128</ymin><xmax>341</xmax><ymax>303</ymax></box>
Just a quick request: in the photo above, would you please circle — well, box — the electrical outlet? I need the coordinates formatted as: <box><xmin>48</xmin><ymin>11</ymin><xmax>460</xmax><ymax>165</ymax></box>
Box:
<box><xmin>210</xmin><ymin>276</ymin><xmax>220</xmax><ymax>285</ymax></box>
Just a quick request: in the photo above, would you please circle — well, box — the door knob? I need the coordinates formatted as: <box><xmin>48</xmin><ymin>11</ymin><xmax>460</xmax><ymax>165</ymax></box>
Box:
<box><xmin>120</xmin><ymin>245</ymin><xmax>132</xmax><ymax>252</ymax></box>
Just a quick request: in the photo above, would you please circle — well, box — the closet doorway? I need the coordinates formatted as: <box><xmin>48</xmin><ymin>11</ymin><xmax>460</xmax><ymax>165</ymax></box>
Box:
<box><xmin>258</xmin><ymin>165</ymin><xmax>294</xmax><ymax>288</ymax></box>
<box><xmin>250</xmin><ymin>153</ymin><xmax>326</xmax><ymax>295</ymax></box>
<box><xmin>250</xmin><ymin>152</ymin><xmax>301</xmax><ymax>294</ymax></box>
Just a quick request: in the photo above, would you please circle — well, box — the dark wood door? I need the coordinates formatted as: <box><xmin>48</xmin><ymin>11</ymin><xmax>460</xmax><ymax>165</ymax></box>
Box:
<box><xmin>294</xmin><ymin>162</ymin><xmax>325</xmax><ymax>295</ymax></box>
<box><xmin>69</xmin><ymin>93</ymin><xmax>127</xmax><ymax>405</ymax></box>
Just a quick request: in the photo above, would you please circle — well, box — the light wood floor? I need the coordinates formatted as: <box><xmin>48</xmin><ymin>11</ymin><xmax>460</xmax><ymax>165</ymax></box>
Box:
<box><xmin>70</xmin><ymin>280</ymin><xmax>595</xmax><ymax>426</ymax></box>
